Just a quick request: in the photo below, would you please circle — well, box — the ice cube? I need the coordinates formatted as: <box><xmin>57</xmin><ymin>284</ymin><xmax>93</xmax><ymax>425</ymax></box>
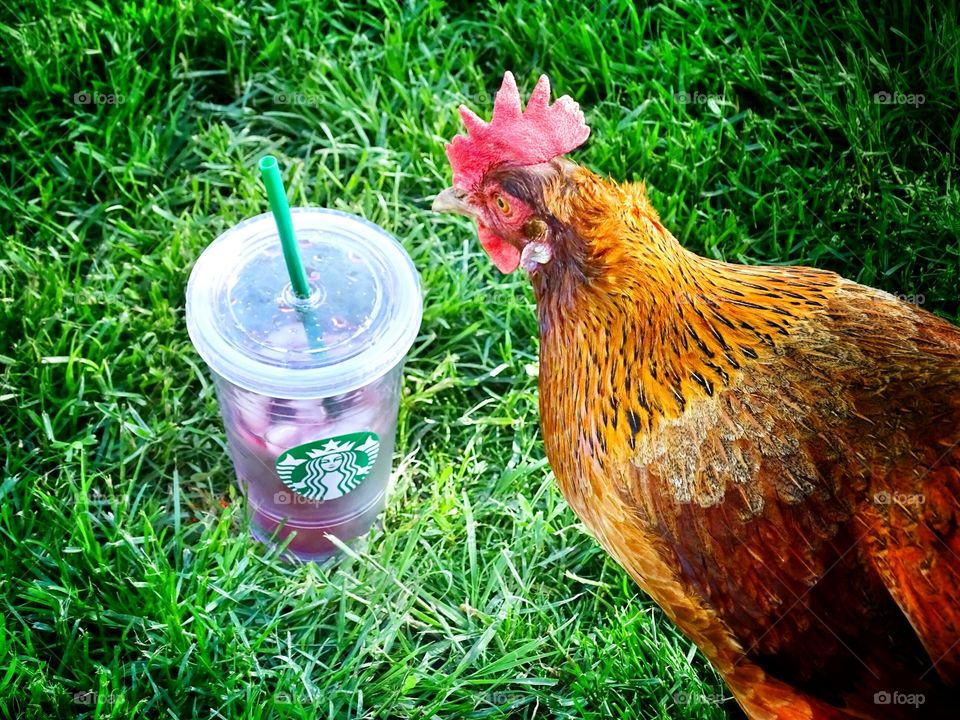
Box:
<box><xmin>266</xmin><ymin>424</ymin><xmax>336</xmax><ymax>456</ymax></box>
<box><xmin>264</xmin><ymin>423</ymin><xmax>306</xmax><ymax>457</ymax></box>
<box><xmin>236</xmin><ymin>392</ymin><xmax>273</xmax><ymax>436</ymax></box>
<box><xmin>287</xmin><ymin>398</ymin><xmax>328</xmax><ymax>425</ymax></box>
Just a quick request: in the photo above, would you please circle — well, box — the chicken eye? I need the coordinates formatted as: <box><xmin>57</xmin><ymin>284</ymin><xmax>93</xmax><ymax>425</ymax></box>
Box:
<box><xmin>494</xmin><ymin>194</ymin><xmax>510</xmax><ymax>214</ymax></box>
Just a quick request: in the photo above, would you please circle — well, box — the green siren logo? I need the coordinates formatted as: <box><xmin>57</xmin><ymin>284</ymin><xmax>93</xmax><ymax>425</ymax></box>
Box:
<box><xmin>276</xmin><ymin>431</ymin><xmax>380</xmax><ymax>501</ymax></box>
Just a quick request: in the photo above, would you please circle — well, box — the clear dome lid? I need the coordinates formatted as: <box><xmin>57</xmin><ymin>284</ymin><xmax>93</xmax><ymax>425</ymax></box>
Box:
<box><xmin>186</xmin><ymin>208</ymin><xmax>422</xmax><ymax>399</ymax></box>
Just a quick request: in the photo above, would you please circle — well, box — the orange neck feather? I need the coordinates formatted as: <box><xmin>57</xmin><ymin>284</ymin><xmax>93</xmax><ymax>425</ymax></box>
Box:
<box><xmin>533</xmin><ymin>168</ymin><xmax>838</xmax><ymax>442</ymax></box>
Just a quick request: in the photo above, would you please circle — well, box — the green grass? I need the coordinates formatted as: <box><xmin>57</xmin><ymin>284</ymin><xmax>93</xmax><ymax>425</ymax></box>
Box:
<box><xmin>1</xmin><ymin>0</ymin><xmax>958</xmax><ymax>718</ymax></box>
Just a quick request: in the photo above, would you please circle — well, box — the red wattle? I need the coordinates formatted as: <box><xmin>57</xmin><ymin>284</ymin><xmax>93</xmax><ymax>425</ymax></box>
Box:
<box><xmin>478</xmin><ymin>225</ymin><xmax>520</xmax><ymax>273</ymax></box>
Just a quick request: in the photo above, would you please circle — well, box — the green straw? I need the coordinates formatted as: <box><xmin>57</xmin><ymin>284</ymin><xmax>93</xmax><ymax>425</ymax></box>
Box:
<box><xmin>259</xmin><ymin>155</ymin><xmax>311</xmax><ymax>299</ymax></box>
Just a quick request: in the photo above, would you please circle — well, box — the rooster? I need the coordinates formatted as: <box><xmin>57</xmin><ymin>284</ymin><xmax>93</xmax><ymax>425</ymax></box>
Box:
<box><xmin>433</xmin><ymin>72</ymin><xmax>960</xmax><ymax>719</ymax></box>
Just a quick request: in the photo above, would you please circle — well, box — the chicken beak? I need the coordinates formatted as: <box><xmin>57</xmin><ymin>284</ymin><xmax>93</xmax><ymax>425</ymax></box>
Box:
<box><xmin>432</xmin><ymin>187</ymin><xmax>478</xmax><ymax>218</ymax></box>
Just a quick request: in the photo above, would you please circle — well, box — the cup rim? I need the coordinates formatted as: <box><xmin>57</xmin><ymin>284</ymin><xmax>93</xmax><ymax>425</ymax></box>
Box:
<box><xmin>186</xmin><ymin>208</ymin><xmax>422</xmax><ymax>399</ymax></box>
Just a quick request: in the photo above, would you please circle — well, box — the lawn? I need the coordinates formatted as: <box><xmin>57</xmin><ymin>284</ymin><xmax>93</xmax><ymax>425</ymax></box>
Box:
<box><xmin>1</xmin><ymin>0</ymin><xmax>957</xmax><ymax>718</ymax></box>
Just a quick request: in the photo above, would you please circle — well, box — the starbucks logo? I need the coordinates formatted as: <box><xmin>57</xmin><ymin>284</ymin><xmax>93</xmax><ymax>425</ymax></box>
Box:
<box><xmin>275</xmin><ymin>431</ymin><xmax>380</xmax><ymax>501</ymax></box>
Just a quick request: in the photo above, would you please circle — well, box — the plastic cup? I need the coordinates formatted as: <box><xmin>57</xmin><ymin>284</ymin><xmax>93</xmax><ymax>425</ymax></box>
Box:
<box><xmin>186</xmin><ymin>208</ymin><xmax>422</xmax><ymax>561</ymax></box>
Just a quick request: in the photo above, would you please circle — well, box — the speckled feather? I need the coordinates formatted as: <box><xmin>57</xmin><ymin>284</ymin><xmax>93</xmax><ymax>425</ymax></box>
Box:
<box><xmin>531</xmin><ymin>167</ymin><xmax>960</xmax><ymax>718</ymax></box>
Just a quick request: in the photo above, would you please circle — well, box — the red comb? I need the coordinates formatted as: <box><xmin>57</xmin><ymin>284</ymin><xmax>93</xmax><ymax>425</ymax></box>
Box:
<box><xmin>445</xmin><ymin>71</ymin><xmax>590</xmax><ymax>190</ymax></box>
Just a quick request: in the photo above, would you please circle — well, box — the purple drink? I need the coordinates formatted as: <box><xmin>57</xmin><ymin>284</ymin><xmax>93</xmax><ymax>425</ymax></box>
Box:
<box><xmin>186</xmin><ymin>209</ymin><xmax>422</xmax><ymax>561</ymax></box>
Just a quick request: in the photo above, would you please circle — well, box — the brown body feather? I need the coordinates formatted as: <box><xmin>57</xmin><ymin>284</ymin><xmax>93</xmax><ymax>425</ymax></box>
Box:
<box><xmin>533</xmin><ymin>168</ymin><xmax>960</xmax><ymax>718</ymax></box>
